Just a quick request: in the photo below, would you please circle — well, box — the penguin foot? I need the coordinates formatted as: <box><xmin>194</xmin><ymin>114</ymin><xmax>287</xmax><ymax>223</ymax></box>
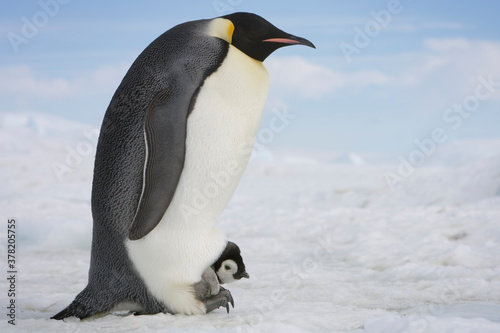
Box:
<box><xmin>51</xmin><ymin>300</ymin><xmax>95</xmax><ymax>320</ymax></box>
<box><xmin>202</xmin><ymin>286</ymin><xmax>234</xmax><ymax>314</ymax></box>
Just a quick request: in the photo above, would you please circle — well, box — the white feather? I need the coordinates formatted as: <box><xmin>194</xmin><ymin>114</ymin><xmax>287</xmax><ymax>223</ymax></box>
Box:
<box><xmin>216</xmin><ymin>259</ymin><xmax>238</xmax><ymax>284</ymax></box>
<box><xmin>126</xmin><ymin>44</ymin><xmax>269</xmax><ymax>314</ymax></box>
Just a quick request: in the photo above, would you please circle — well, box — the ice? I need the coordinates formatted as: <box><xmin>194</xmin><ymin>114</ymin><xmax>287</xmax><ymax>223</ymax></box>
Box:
<box><xmin>0</xmin><ymin>112</ymin><xmax>499</xmax><ymax>332</ymax></box>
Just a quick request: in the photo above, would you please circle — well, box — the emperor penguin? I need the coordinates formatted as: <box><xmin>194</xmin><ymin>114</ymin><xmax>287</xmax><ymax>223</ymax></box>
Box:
<box><xmin>52</xmin><ymin>12</ymin><xmax>314</xmax><ymax>320</ymax></box>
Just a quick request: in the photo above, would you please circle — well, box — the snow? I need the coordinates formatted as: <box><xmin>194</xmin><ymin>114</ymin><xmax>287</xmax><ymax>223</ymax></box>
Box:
<box><xmin>1</xmin><ymin>112</ymin><xmax>499</xmax><ymax>332</ymax></box>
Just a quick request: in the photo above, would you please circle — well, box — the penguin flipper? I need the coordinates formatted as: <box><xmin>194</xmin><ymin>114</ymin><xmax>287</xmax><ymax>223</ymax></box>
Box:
<box><xmin>129</xmin><ymin>88</ymin><xmax>191</xmax><ymax>240</ymax></box>
<box><xmin>194</xmin><ymin>267</ymin><xmax>221</xmax><ymax>300</ymax></box>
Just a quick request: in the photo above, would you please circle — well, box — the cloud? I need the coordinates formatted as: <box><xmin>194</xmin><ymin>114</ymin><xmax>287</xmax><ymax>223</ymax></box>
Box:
<box><xmin>0</xmin><ymin>64</ymin><xmax>128</xmax><ymax>103</ymax></box>
<box><xmin>0</xmin><ymin>66</ymin><xmax>72</xmax><ymax>99</ymax></box>
<box><xmin>419</xmin><ymin>38</ymin><xmax>500</xmax><ymax>100</ymax></box>
<box><xmin>416</xmin><ymin>38</ymin><xmax>500</xmax><ymax>82</ymax></box>
<box><xmin>387</xmin><ymin>20</ymin><xmax>465</xmax><ymax>33</ymax></box>
<box><xmin>424</xmin><ymin>37</ymin><xmax>471</xmax><ymax>51</ymax></box>
<box><xmin>4</xmin><ymin>38</ymin><xmax>500</xmax><ymax>115</ymax></box>
<box><xmin>266</xmin><ymin>56</ymin><xmax>391</xmax><ymax>99</ymax></box>
<box><xmin>351</xmin><ymin>38</ymin><xmax>500</xmax><ymax>102</ymax></box>
<box><xmin>264</xmin><ymin>38</ymin><xmax>500</xmax><ymax>124</ymax></box>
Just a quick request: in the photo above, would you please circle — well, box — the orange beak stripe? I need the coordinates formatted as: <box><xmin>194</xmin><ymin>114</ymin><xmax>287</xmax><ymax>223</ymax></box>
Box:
<box><xmin>262</xmin><ymin>38</ymin><xmax>301</xmax><ymax>44</ymax></box>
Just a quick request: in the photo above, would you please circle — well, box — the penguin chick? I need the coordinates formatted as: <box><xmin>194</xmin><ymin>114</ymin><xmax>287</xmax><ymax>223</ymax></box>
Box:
<box><xmin>212</xmin><ymin>241</ymin><xmax>249</xmax><ymax>284</ymax></box>
<box><xmin>193</xmin><ymin>267</ymin><xmax>223</xmax><ymax>302</ymax></box>
<box><xmin>193</xmin><ymin>241</ymin><xmax>248</xmax><ymax>313</ymax></box>
<box><xmin>193</xmin><ymin>267</ymin><xmax>234</xmax><ymax>314</ymax></box>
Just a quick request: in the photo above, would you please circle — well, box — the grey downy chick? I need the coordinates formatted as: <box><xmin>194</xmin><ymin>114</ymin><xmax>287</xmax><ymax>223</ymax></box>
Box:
<box><xmin>194</xmin><ymin>241</ymin><xmax>249</xmax><ymax>312</ymax></box>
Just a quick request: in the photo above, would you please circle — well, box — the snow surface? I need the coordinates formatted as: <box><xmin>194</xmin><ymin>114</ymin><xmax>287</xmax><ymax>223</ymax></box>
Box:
<box><xmin>1</xmin><ymin>112</ymin><xmax>500</xmax><ymax>332</ymax></box>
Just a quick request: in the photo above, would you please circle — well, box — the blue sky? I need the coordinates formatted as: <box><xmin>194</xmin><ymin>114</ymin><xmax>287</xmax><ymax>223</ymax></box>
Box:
<box><xmin>2</xmin><ymin>0</ymin><xmax>500</xmax><ymax>155</ymax></box>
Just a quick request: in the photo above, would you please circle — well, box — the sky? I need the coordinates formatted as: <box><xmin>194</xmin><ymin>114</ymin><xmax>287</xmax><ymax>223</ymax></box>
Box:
<box><xmin>1</xmin><ymin>0</ymin><xmax>500</xmax><ymax>156</ymax></box>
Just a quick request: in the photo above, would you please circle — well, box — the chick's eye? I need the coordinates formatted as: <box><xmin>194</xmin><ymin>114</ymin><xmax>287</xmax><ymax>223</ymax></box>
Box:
<box><xmin>224</xmin><ymin>265</ymin><xmax>231</xmax><ymax>270</ymax></box>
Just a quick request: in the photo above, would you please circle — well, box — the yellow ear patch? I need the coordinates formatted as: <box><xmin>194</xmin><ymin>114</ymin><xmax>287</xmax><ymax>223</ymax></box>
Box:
<box><xmin>208</xmin><ymin>18</ymin><xmax>234</xmax><ymax>44</ymax></box>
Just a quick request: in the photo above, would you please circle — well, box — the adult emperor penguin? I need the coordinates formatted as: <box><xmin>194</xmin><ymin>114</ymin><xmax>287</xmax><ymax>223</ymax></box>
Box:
<box><xmin>52</xmin><ymin>12</ymin><xmax>314</xmax><ymax>320</ymax></box>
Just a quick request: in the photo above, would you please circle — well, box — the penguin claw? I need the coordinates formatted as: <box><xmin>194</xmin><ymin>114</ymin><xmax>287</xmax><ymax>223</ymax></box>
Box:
<box><xmin>202</xmin><ymin>287</ymin><xmax>234</xmax><ymax>314</ymax></box>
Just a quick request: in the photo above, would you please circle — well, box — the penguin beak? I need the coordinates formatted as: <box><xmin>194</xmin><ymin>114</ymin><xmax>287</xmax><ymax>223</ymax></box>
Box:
<box><xmin>263</xmin><ymin>35</ymin><xmax>316</xmax><ymax>49</ymax></box>
<box><xmin>236</xmin><ymin>271</ymin><xmax>250</xmax><ymax>279</ymax></box>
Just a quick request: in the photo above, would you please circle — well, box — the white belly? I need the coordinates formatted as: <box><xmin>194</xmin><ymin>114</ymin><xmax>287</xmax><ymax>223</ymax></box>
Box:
<box><xmin>126</xmin><ymin>45</ymin><xmax>269</xmax><ymax>314</ymax></box>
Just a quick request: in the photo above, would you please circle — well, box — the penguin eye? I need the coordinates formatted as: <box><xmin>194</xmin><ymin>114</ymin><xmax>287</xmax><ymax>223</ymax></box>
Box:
<box><xmin>224</xmin><ymin>265</ymin><xmax>231</xmax><ymax>270</ymax></box>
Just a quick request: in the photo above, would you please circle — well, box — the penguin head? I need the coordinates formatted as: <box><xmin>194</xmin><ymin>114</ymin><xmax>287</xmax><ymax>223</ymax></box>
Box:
<box><xmin>213</xmin><ymin>241</ymin><xmax>249</xmax><ymax>284</ymax></box>
<box><xmin>220</xmin><ymin>12</ymin><xmax>315</xmax><ymax>62</ymax></box>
